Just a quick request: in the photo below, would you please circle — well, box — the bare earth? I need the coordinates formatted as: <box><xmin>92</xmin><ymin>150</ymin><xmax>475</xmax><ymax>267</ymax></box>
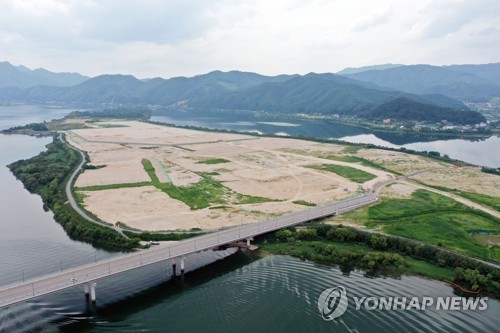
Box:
<box><xmin>67</xmin><ymin>120</ymin><xmax>395</xmax><ymax>231</ymax></box>
<box><xmin>66</xmin><ymin>120</ymin><xmax>499</xmax><ymax>231</ymax></box>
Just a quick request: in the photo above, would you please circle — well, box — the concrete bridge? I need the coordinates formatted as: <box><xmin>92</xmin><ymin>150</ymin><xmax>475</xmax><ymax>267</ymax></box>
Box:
<box><xmin>0</xmin><ymin>193</ymin><xmax>377</xmax><ymax>308</ymax></box>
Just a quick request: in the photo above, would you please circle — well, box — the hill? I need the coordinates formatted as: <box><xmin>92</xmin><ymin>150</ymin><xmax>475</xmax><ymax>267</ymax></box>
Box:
<box><xmin>0</xmin><ymin>61</ymin><xmax>89</xmax><ymax>88</ymax></box>
<box><xmin>191</xmin><ymin>73</ymin><xmax>468</xmax><ymax>115</ymax></box>
<box><xmin>365</xmin><ymin>97</ymin><xmax>486</xmax><ymax>125</ymax></box>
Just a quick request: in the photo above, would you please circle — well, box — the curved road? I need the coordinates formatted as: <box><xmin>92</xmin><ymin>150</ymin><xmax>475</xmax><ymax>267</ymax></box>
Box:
<box><xmin>61</xmin><ymin>134</ymin><xmax>127</xmax><ymax>237</ymax></box>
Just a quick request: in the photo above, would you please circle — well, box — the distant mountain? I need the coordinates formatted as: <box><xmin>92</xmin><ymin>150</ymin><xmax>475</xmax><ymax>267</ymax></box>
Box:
<box><xmin>336</xmin><ymin>64</ymin><xmax>404</xmax><ymax>75</ymax></box>
<box><xmin>0</xmin><ymin>70</ymin><xmax>295</xmax><ymax>105</ymax></box>
<box><xmin>0</xmin><ymin>61</ymin><xmax>89</xmax><ymax>88</ymax></box>
<box><xmin>365</xmin><ymin>97</ymin><xmax>486</xmax><ymax>125</ymax></box>
<box><xmin>445</xmin><ymin>63</ymin><xmax>500</xmax><ymax>86</ymax></box>
<box><xmin>0</xmin><ymin>66</ymin><xmax>486</xmax><ymax>125</ymax></box>
<box><xmin>341</xmin><ymin>65</ymin><xmax>500</xmax><ymax>102</ymax></box>
<box><xmin>138</xmin><ymin>70</ymin><xmax>296</xmax><ymax>105</ymax></box>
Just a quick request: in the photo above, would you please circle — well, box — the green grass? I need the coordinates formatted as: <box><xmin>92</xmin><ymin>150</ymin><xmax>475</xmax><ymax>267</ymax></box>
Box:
<box><xmin>364</xmin><ymin>190</ymin><xmax>500</xmax><ymax>260</ymax></box>
<box><xmin>141</xmin><ymin>159</ymin><xmax>273</xmax><ymax>210</ymax></box>
<box><xmin>235</xmin><ymin>194</ymin><xmax>274</xmax><ymax>205</ymax></box>
<box><xmin>293</xmin><ymin>200</ymin><xmax>317</xmax><ymax>206</ymax></box>
<box><xmin>77</xmin><ymin>182</ymin><xmax>152</xmax><ymax>191</ymax></box>
<box><xmin>197</xmin><ymin>158</ymin><xmax>230</xmax><ymax>164</ymax></box>
<box><xmin>342</xmin><ymin>146</ymin><xmax>363</xmax><ymax>154</ymax></box>
<box><xmin>405</xmin><ymin>258</ymin><xmax>455</xmax><ymax>280</ymax></box>
<box><xmin>306</xmin><ymin>164</ymin><xmax>377</xmax><ymax>183</ymax></box>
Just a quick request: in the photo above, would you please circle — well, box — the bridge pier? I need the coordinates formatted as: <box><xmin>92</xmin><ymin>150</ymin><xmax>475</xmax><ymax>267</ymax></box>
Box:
<box><xmin>90</xmin><ymin>282</ymin><xmax>97</xmax><ymax>304</ymax></box>
<box><xmin>84</xmin><ymin>283</ymin><xmax>90</xmax><ymax>299</ymax></box>
<box><xmin>180</xmin><ymin>256</ymin><xmax>186</xmax><ymax>275</ymax></box>
<box><xmin>172</xmin><ymin>258</ymin><xmax>177</xmax><ymax>276</ymax></box>
<box><xmin>246</xmin><ymin>238</ymin><xmax>251</xmax><ymax>247</ymax></box>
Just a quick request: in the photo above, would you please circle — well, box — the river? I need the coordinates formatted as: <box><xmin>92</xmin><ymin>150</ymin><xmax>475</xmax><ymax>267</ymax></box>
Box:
<box><xmin>0</xmin><ymin>105</ymin><xmax>499</xmax><ymax>332</ymax></box>
<box><xmin>151</xmin><ymin>108</ymin><xmax>500</xmax><ymax>167</ymax></box>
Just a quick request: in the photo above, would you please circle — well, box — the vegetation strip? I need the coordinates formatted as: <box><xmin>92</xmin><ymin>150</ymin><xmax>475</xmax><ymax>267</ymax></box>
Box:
<box><xmin>77</xmin><ymin>182</ymin><xmax>152</xmax><ymax>191</ymax></box>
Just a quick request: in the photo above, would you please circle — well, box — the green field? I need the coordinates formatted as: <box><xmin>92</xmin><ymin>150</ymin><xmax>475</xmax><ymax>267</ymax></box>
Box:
<box><xmin>305</xmin><ymin>164</ymin><xmax>377</xmax><ymax>183</ymax></box>
<box><xmin>348</xmin><ymin>189</ymin><xmax>499</xmax><ymax>260</ymax></box>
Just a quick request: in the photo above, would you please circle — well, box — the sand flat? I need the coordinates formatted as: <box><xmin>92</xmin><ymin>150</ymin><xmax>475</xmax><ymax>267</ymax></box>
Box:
<box><xmin>67</xmin><ymin>120</ymin><xmax>496</xmax><ymax>231</ymax></box>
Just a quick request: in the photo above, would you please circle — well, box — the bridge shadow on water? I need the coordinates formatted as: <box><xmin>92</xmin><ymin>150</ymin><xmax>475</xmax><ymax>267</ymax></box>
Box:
<box><xmin>58</xmin><ymin>250</ymin><xmax>259</xmax><ymax>332</ymax></box>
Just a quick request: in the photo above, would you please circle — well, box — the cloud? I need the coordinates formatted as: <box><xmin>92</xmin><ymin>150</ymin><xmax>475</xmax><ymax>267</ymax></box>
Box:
<box><xmin>350</xmin><ymin>5</ymin><xmax>392</xmax><ymax>32</ymax></box>
<box><xmin>406</xmin><ymin>0</ymin><xmax>500</xmax><ymax>40</ymax></box>
<box><xmin>0</xmin><ymin>0</ymin><xmax>498</xmax><ymax>78</ymax></box>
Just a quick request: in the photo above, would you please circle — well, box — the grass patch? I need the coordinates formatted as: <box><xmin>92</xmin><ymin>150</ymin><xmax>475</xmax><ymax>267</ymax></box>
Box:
<box><xmin>235</xmin><ymin>194</ymin><xmax>274</xmax><ymax>205</ymax></box>
<box><xmin>197</xmin><ymin>158</ymin><xmax>230</xmax><ymax>164</ymax></box>
<box><xmin>363</xmin><ymin>190</ymin><xmax>500</xmax><ymax>260</ymax></box>
<box><xmin>293</xmin><ymin>200</ymin><xmax>317</xmax><ymax>207</ymax></box>
<box><xmin>306</xmin><ymin>164</ymin><xmax>377</xmax><ymax>183</ymax></box>
<box><xmin>342</xmin><ymin>146</ymin><xmax>363</xmax><ymax>154</ymax></box>
<box><xmin>404</xmin><ymin>258</ymin><xmax>455</xmax><ymax>280</ymax></box>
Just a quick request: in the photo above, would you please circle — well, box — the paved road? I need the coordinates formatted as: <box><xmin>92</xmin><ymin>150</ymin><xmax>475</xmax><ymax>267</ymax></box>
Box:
<box><xmin>61</xmin><ymin>134</ymin><xmax>127</xmax><ymax>237</ymax></box>
<box><xmin>0</xmin><ymin>194</ymin><xmax>376</xmax><ymax>308</ymax></box>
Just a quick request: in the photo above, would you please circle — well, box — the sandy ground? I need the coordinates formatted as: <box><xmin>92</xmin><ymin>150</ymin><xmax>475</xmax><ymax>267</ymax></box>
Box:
<box><xmin>411</xmin><ymin>168</ymin><xmax>500</xmax><ymax>197</ymax></box>
<box><xmin>380</xmin><ymin>181</ymin><xmax>418</xmax><ymax>198</ymax></box>
<box><xmin>66</xmin><ymin>120</ymin><xmax>498</xmax><ymax>231</ymax></box>
<box><xmin>355</xmin><ymin>148</ymin><xmax>448</xmax><ymax>174</ymax></box>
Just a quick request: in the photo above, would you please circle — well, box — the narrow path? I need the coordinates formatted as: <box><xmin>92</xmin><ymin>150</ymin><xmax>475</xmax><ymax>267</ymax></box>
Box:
<box><xmin>60</xmin><ymin>134</ymin><xmax>128</xmax><ymax>238</ymax></box>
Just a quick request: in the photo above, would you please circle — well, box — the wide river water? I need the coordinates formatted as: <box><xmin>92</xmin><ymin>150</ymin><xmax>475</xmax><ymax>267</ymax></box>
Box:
<box><xmin>0</xmin><ymin>105</ymin><xmax>499</xmax><ymax>332</ymax></box>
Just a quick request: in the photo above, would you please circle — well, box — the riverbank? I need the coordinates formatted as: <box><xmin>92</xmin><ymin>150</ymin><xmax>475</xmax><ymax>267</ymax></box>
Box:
<box><xmin>7</xmin><ymin>135</ymin><xmax>142</xmax><ymax>249</ymax></box>
<box><xmin>261</xmin><ymin>111</ymin><xmax>494</xmax><ymax>139</ymax></box>
<box><xmin>255</xmin><ymin>224</ymin><xmax>500</xmax><ymax>298</ymax></box>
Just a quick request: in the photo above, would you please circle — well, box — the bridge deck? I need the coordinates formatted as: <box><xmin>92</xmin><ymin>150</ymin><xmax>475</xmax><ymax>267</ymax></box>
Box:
<box><xmin>0</xmin><ymin>194</ymin><xmax>376</xmax><ymax>308</ymax></box>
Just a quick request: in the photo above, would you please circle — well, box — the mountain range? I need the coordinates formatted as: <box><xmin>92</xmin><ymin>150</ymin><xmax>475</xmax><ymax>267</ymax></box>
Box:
<box><xmin>0</xmin><ymin>61</ymin><xmax>88</xmax><ymax>89</ymax></box>
<box><xmin>340</xmin><ymin>64</ymin><xmax>500</xmax><ymax>102</ymax></box>
<box><xmin>1</xmin><ymin>60</ymin><xmax>498</xmax><ymax>125</ymax></box>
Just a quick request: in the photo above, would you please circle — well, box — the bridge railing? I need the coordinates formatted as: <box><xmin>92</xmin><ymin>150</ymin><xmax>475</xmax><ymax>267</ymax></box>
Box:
<box><xmin>0</xmin><ymin>193</ymin><xmax>377</xmax><ymax>307</ymax></box>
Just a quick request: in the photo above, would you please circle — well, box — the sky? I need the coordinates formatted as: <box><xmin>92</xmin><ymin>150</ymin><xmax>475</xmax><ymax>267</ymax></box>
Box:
<box><xmin>0</xmin><ymin>0</ymin><xmax>499</xmax><ymax>79</ymax></box>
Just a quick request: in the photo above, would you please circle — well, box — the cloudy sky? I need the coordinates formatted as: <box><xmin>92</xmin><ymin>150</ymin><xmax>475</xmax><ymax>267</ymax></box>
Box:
<box><xmin>1</xmin><ymin>0</ymin><xmax>499</xmax><ymax>78</ymax></box>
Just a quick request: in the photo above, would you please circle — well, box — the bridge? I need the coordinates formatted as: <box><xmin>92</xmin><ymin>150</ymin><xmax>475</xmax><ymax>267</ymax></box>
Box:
<box><xmin>0</xmin><ymin>193</ymin><xmax>377</xmax><ymax>308</ymax></box>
